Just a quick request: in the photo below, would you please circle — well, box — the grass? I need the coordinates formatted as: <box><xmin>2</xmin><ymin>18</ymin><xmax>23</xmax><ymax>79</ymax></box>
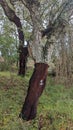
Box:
<box><xmin>0</xmin><ymin>69</ymin><xmax>73</xmax><ymax>130</ymax></box>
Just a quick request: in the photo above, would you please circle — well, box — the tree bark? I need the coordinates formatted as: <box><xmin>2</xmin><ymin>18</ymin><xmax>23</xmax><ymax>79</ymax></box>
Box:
<box><xmin>18</xmin><ymin>46</ymin><xmax>28</xmax><ymax>76</ymax></box>
<box><xmin>19</xmin><ymin>63</ymin><xmax>48</xmax><ymax>120</ymax></box>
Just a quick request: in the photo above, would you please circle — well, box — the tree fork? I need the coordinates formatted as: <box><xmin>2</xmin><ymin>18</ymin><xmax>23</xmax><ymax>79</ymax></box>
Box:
<box><xmin>19</xmin><ymin>63</ymin><xmax>48</xmax><ymax>120</ymax></box>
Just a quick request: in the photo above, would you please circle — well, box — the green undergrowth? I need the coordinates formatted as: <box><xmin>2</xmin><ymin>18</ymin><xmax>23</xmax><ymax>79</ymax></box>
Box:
<box><xmin>0</xmin><ymin>70</ymin><xmax>73</xmax><ymax>130</ymax></box>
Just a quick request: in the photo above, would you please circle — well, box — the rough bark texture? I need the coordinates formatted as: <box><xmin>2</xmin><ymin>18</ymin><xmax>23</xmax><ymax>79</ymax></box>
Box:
<box><xmin>19</xmin><ymin>63</ymin><xmax>48</xmax><ymax>120</ymax></box>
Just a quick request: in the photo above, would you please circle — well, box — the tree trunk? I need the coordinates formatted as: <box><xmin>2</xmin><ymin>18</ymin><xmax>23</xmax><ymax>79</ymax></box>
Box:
<box><xmin>18</xmin><ymin>46</ymin><xmax>28</xmax><ymax>76</ymax></box>
<box><xmin>19</xmin><ymin>63</ymin><xmax>48</xmax><ymax>120</ymax></box>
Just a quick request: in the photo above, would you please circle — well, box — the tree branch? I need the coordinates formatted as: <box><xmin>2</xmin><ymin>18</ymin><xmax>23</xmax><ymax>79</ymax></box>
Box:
<box><xmin>41</xmin><ymin>0</ymin><xmax>73</xmax><ymax>37</ymax></box>
<box><xmin>0</xmin><ymin>0</ymin><xmax>24</xmax><ymax>45</ymax></box>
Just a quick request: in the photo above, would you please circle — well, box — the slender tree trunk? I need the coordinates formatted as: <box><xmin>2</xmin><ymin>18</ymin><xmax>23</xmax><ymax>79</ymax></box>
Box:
<box><xmin>19</xmin><ymin>63</ymin><xmax>48</xmax><ymax>120</ymax></box>
<box><xmin>18</xmin><ymin>46</ymin><xmax>28</xmax><ymax>76</ymax></box>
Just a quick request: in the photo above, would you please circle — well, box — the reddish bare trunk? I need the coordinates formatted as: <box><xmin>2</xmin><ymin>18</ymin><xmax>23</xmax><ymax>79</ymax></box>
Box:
<box><xmin>19</xmin><ymin>63</ymin><xmax>48</xmax><ymax>120</ymax></box>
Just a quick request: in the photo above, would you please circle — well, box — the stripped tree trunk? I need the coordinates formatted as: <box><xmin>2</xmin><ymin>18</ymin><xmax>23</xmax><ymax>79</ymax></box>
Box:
<box><xmin>19</xmin><ymin>63</ymin><xmax>48</xmax><ymax>120</ymax></box>
<box><xmin>0</xmin><ymin>0</ymin><xmax>28</xmax><ymax>76</ymax></box>
<box><xmin>19</xmin><ymin>0</ymin><xmax>50</xmax><ymax>120</ymax></box>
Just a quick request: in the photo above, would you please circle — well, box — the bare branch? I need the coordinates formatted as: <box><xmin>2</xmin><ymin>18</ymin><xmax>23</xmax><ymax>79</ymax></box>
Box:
<box><xmin>42</xmin><ymin>0</ymin><xmax>73</xmax><ymax>37</ymax></box>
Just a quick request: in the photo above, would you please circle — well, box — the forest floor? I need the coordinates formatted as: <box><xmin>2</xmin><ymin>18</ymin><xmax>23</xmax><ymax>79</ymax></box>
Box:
<box><xmin>0</xmin><ymin>69</ymin><xmax>73</xmax><ymax>130</ymax></box>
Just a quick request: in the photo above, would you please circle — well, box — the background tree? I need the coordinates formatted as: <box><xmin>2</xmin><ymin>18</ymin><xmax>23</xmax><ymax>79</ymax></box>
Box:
<box><xmin>0</xmin><ymin>0</ymin><xmax>29</xmax><ymax>76</ymax></box>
